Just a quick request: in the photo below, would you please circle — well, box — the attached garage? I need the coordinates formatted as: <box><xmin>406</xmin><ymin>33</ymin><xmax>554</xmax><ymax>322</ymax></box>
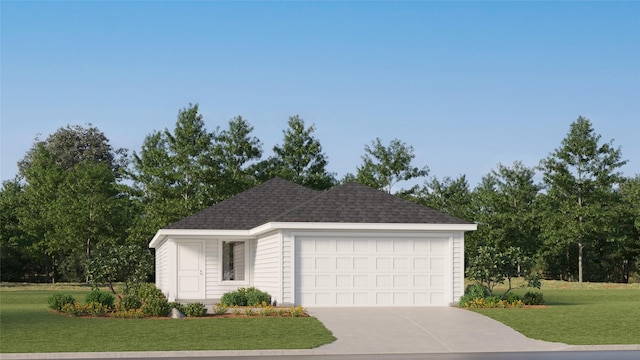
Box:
<box><xmin>149</xmin><ymin>178</ymin><xmax>475</xmax><ymax>307</ymax></box>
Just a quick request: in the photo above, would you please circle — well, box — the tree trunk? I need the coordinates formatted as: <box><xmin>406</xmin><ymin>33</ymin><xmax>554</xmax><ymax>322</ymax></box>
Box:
<box><xmin>578</xmin><ymin>239</ymin><xmax>583</xmax><ymax>283</ymax></box>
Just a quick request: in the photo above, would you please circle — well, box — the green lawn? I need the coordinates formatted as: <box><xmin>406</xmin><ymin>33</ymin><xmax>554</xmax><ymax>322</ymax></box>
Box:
<box><xmin>471</xmin><ymin>281</ymin><xmax>640</xmax><ymax>345</ymax></box>
<box><xmin>0</xmin><ymin>284</ymin><xmax>335</xmax><ymax>353</ymax></box>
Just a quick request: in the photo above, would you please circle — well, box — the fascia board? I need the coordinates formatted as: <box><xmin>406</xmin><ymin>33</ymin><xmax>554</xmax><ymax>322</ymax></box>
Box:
<box><xmin>148</xmin><ymin>229</ymin><xmax>253</xmax><ymax>248</ymax></box>
<box><xmin>250</xmin><ymin>222</ymin><xmax>477</xmax><ymax>236</ymax></box>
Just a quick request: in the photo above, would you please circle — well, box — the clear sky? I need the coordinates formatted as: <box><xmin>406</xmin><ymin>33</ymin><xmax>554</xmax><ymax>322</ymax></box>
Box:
<box><xmin>2</xmin><ymin>1</ymin><xmax>639</xmax><ymax>189</ymax></box>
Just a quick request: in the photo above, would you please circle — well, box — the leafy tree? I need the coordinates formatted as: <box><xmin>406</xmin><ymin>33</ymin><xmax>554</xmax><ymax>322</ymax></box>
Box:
<box><xmin>355</xmin><ymin>138</ymin><xmax>428</xmax><ymax>194</ymax></box>
<box><xmin>472</xmin><ymin>162</ymin><xmax>541</xmax><ymax>258</ymax></box>
<box><xmin>213</xmin><ymin>116</ymin><xmax>263</xmax><ymax>197</ymax></box>
<box><xmin>16</xmin><ymin>125</ymin><xmax>131</xmax><ymax>281</ymax></box>
<box><xmin>538</xmin><ymin>117</ymin><xmax>627</xmax><ymax>282</ymax></box>
<box><xmin>466</xmin><ymin>245</ymin><xmax>540</xmax><ymax>297</ymax></box>
<box><xmin>86</xmin><ymin>244</ymin><xmax>153</xmax><ymax>296</ymax></box>
<box><xmin>129</xmin><ymin>103</ymin><xmax>218</xmax><ymax>245</ymax></box>
<box><xmin>263</xmin><ymin>115</ymin><xmax>335</xmax><ymax>190</ymax></box>
<box><xmin>0</xmin><ymin>179</ymin><xmax>44</xmax><ymax>281</ymax></box>
<box><xmin>407</xmin><ymin>175</ymin><xmax>473</xmax><ymax>220</ymax></box>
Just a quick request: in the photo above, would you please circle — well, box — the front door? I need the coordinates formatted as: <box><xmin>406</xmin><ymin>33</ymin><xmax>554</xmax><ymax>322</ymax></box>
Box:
<box><xmin>177</xmin><ymin>241</ymin><xmax>205</xmax><ymax>300</ymax></box>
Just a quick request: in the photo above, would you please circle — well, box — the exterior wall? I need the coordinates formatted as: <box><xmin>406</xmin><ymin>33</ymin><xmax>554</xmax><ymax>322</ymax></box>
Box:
<box><xmin>154</xmin><ymin>239</ymin><xmax>170</xmax><ymax>297</ymax></box>
<box><xmin>452</xmin><ymin>231</ymin><xmax>465</xmax><ymax>304</ymax></box>
<box><xmin>252</xmin><ymin>232</ymin><xmax>282</xmax><ymax>304</ymax></box>
<box><xmin>282</xmin><ymin>231</ymin><xmax>295</xmax><ymax>305</ymax></box>
<box><xmin>204</xmin><ymin>239</ymin><xmax>219</xmax><ymax>300</ymax></box>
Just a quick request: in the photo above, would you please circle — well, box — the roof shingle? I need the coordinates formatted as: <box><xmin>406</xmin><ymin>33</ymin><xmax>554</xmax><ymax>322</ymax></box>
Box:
<box><xmin>165</xmin><ymin>177</ymin><xmax>471</xmax><ymax>230</ymax></box>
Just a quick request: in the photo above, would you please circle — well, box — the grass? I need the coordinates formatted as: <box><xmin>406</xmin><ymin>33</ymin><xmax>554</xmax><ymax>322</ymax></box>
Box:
<box><xmin>470</xmin><ymin>280</ymin><xmax>640</xmax><ymax>345</ymax></box>
<box><xmin>0</xmin><ymin>283</ymin><xmax>336</xmax><ymax>353</ymax></box>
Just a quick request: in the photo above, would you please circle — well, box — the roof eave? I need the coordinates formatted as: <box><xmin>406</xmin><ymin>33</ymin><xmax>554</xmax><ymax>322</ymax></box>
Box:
<box><xmin>250</xmin><ymin>222</ymin><xmax>477</xmax><ymax>236</ymax></box>
<box><xmin>148</xmin><ymin>228</ymin><xmax>253</xmax><ymax>248</ymax></box>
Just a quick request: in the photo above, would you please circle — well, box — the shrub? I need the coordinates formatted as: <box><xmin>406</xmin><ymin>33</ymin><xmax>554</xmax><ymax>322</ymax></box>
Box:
<box><xmin>245</xmin><ymin>287</ymin><xmax>271</xmax><ymax>306</ymax></box>
<box><xmin>290</xmin><ymin>306</ymin><xmax>306</xmax><ymax>317</ymax></box>
<box><xmin>522</xmin><ymin>291</ymin><xmax>545</xmax><ymax>305</ymax></box>
<box><xmin>142</xmin><ymin>297</ymin><xmax>171</xmax><ymax>317</ymax></box>
<box><xmin>503</xmin><ymin>292</ymin><xmax>521</xmax><ymax>303</ymax></box>
<box><xmin>221</xmin><ymin>288</ymin><xmax>247</xmax><ymax>306</ymax></box>
<box><xmin>85</xmin><ymin>302</ymin><xmax>109</xmax><ymax>316</ymax></box>
<box><xmin>119</xmin><ymin>295</ymin><xmax>142</xmax><ymax>311</ymax></box>
<box><xmin>465</xmin><ymin>283</ymin><xmax>490</xmax><ymax>298</ymax></box>
<box><xmin>212</xmin><ymin>304</ymin><xmax>228</xmax><ymax>315</ymax></box>
<box><xmin>220</xmin><ymin>287</ymin><xmax>271</xmax><ymax>307</ymax></box>
<box><xmin>184</xmin><ymin>303</ymin><xmax>207</xmax><ymax>317</ymax></box>
<box><xmin>169</xmin><ymin>302</ymin><xmax>185</xmax><ymax>313</ymax></box>
<box><xmin>48</xmin><ymin>293</ymin><xmax>76</xmax><ymax>311</ymax></box>
<box><xmin>110</xmin><ymin>309</ymin><xmax>144</xmax><ymax>319</ymax></box>
<box><xmin>136</xmin><ymin>283</ymin><xmax>166</xmax><ymax>304</ymax></box>
<box><xmin>85</xmin><ymin>290</ymin><xmax>115</xmax><ymax>309</ymax></box>
<box><xmin>62</xmin><ymin>302</ymin><xmax>86</xmax><ymax>317</ymax></box>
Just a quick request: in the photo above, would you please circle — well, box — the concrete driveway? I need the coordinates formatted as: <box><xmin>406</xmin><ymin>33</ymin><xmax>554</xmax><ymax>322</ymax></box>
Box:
<box><xmin>307</xmin><ymin>307</ymin><xmax>571</xmax><ymax>354</ymax></box>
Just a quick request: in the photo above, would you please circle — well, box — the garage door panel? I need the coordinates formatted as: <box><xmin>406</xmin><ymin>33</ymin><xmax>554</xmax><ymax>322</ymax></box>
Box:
<box><xmin>295</xmin><ymin>237</ymin><xmax>451</xmax><ymax>306</ymax></box>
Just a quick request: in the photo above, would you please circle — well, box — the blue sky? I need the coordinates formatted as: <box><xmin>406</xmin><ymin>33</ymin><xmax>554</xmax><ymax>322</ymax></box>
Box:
<box><xmin>2</xmin><ymin>1</ymin><xmax>639</xmax><ymax>189</ymax></box>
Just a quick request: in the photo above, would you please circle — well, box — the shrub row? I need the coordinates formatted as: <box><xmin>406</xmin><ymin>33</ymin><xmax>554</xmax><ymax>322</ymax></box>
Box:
<box><xmin>220</xmin><ymin>287</ymin><xmax>271</xmax><ymax>307</ymax></box>
<box><xmin>459</xmin><ymin>284</ymin><xmax>545</xmax><ymax>308</ymax></box>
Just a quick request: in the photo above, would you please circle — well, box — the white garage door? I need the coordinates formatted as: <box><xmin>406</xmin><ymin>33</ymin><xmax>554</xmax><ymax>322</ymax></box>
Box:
<box><xmin>295</xmin><ymin>236</ymin><xmax>451</xmax><ymax>306</ymax></box>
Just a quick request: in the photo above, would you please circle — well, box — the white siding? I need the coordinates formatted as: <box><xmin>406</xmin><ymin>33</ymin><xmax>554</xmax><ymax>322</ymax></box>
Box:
<box><xmin>452</xmin><ymin>231</ymin><xmax>465</xmax><ymax>303</ymax></box>
<box><xmin>204</xmin><ymin>239</ymin><xmax>219</xmax><ymax>299</ymax></box>
<box><xmin>155</xmin><ymin>240</ymin><xmax>169</xmax><ymax>296</ymax></box>
<box><xmin>282</xmin><ymin>232</ymin><xmax>295</xmax><ymax>305</ymax></box>
<box><xmin>253</xmin><ymin>232</ymin><xmax>281</xmax><ymax>304</ymax></box>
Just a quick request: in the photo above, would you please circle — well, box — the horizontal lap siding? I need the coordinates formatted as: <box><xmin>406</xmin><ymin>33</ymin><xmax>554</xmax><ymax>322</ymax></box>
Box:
<box><xmin>282</xmin><ymin>233</ymin><xmax>294</xmax><ymax>305</ymax></box>
<box><xmin>205</xmin><ymin>240</ymin><xmax>219</xmax><ymax>299</ymax></box>
<box><xmin>452</xmin><ymin>232</ymin><xmax>465</xmax><ymax>303</ymax></box>
<box><xmin>155</xmin><ymin>242</ymin><xmax>169</xmax><ymax>296</ymax></box>
<box><xmin>253</xmin><ymin>233</ymin><xmax>281</xmax><ymax>303</ymax></box>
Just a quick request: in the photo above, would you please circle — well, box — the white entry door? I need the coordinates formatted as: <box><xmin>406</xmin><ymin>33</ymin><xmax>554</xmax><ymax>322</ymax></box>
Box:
<box><xmin>177</xmin><ymin>241</ymin><xmax>205</xmax><ymax>300</ymax></box>
<box><xmin>295</xmin><ymin>236</ymin><xmax>451</xmax><ymax>306</ymax></box>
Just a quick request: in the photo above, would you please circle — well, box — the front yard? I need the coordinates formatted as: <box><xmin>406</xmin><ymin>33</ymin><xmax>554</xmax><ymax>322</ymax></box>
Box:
<box><xmin>470</xmin><ymin>280</ymin><xmax>640</xmax><ymax>345</ymax></box>
<box><xmin>0</xmin><ymin>283</ymin><xmax>335</xmax><ymax>353</ymax></box>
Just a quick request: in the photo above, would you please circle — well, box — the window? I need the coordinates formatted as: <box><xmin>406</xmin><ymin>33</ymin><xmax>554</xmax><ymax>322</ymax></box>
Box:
<box><xmin>222</xmin><ymin>241</ymin><xmax>245</xmax><ymax>281</ymax></box>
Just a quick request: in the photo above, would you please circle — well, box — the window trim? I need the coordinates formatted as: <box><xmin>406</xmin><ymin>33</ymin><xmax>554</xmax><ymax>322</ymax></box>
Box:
<box><xmin>219</xmin><ymin>239</ymin><xmax>250</xmax><ymax>284</ymax></box>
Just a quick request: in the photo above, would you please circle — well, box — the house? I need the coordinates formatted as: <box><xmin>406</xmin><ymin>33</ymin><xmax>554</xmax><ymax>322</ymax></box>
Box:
<box><xmin>149</xmin><ymin>177</ymin><xmax>476</xmax><ymax>307</ymax></box>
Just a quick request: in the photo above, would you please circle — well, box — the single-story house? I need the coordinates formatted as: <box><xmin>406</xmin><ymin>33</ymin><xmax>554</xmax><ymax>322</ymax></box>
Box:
<box><xmin>149</xmin><ymin>177</ymin><xmax>476</xmax><ymax>307</ymax></box>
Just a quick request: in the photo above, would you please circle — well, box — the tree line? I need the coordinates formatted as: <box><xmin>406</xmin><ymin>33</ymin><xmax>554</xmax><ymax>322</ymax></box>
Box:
<box><xmin>1</xmin><ymin>104</ymin><xmax>638</xmax><ymax>283</ymax></box>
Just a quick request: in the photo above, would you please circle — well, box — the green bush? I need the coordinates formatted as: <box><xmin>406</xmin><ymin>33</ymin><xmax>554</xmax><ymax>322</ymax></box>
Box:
<box><xmin>184</xmin><ymin>302</ymin><xmax>207</xmax><ymax>317</ymax></box>
<box><xmin>522</xmin><ymin>291</ymin><xmax>545</xmax><ymax>305</ymax></box>
<box><xmin>245</xmin><ymin>288</ymin><xmax>271</xmax><ymax>306</ymax></box>
<box><xmin>503</xmin><ymin>292</ymin><xmax>521</xmax><ymax>303</ymax></box>
<box><xmin>85</xmin><ymin>290</ymin><xmax>115</xmax><ymax>309</ymax></box>
<box><xmin>142</xmin><ymin>297</ymin><xmax>171</xmax><ymax>317</ymax></box>
<box><xmin>48</xmin><ymin>293</ymin><xmax>76</xmax><ymax>311</ymax></box>
<box><xmin>136</xmin><ymin>283</ymin><xmax>166</xmax><ymax>303</ymax></box>
<box><xmin>169</xmin><ymin>302</ymin><xmax>185</xmax><ymax>313</ymax></box>
<box><xmin>119</xmin><ymin>295</ymin><xmax>142</xmax><ymax>311</ymax></box>
<box><xmin>221</xmin><ymin>287</ymin><xmax>271</xmax><ymax>307</ymax></box>
<box><xmin>221</xmin><ymin>288</ymin><xmax>247</xmax><ymax>306</ymax></box>
<box><xmin>85</xmin><ymin>302</ymin><xmax>109</xmax><ymax>316</ymax></box>
<box><xmin>465</xmin><ymin>283</ymin><xmax>490</xmax><ymax>298</ymax></box>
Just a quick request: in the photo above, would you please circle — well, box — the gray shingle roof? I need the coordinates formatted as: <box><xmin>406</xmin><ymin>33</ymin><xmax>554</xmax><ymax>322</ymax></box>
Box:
<box><xmin>165</xmin><ymin>177</ymin><xmax>471</xmax><ymax>230</ymax></box>
<box><xmin>165</xmin><ymin>177</ymin><xmax>320</xmax><ymax>230</ymax></box>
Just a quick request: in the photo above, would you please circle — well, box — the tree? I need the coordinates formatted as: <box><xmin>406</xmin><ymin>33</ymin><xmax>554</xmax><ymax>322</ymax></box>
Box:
<box><xmin>466</xmin><ymin>245</ymin><xmax>540</xmax><ymax>297</ymax></box>
<box><xmin>129</xmin><ymin>103</ymin><xmax>219</xmax><ymax>245</ymax></box>
<box><xmin>355</xmin><ymin>138</ymin><xmax>428</xmax><ymax>194</ymax></box>
<box><xmin>471</xmin><ymin>162</ymin><xmax>541</xmax><ymax>258</ymax></box>
<box><xmin>213</xmin><ymin>116</ymin><xmax>263</xmax><ymax>197</ymax></box>
<box><xmin>263</xmin><ymin>115</ymin><xmax>336</xmax><ymax>190</ymax></box>
<box><xmin>538</xmin><ymin>117</ymin><xmax>627</xmax><ymax>282</ymax></box>
<box><xmin>86</xmin><ymin>244</ymin><xmax>153</xmax><ymax>296</ymax></box>
<box><xmin>407</xmin><ymin>175</ymin><xmax>473</xmax><ymax>220</ymax></box>
<box><xmin>16</xmin><ymin>125</ymin><xmax>131</xmax><ymax>281</ymax></box>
